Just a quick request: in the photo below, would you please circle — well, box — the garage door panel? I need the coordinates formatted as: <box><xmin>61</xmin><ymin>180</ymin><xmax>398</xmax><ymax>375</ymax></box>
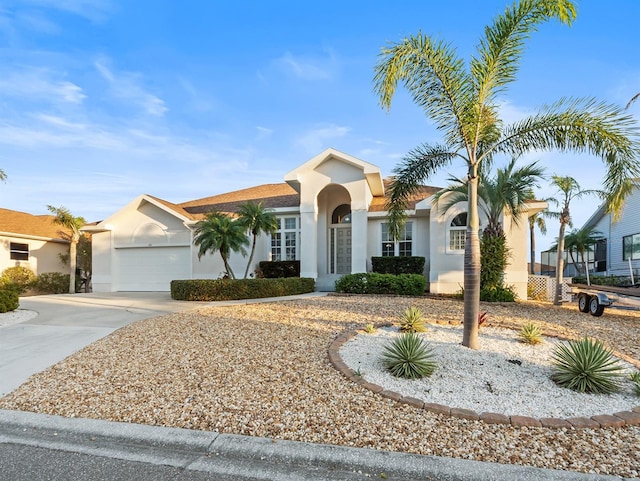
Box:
<box><xmin>114</xmin><ymin>247</ymin><xmax>190</xmax><ymax>291</ymax></box>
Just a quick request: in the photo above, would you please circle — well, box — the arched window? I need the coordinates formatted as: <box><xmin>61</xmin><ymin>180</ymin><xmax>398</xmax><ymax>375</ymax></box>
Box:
<box><xmin>449</xmin><ymin>213</ymin><xmax>467</xmax><ymax>251</ymax></box>
<box><xmin>331</xmin><ymin>204</ymin><xmax>351</xmax><ymax>224</ymax></box>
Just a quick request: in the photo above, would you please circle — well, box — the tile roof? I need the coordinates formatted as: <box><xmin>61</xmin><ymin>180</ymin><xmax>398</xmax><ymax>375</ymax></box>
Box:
<box><xmin>369</xmin><ymin>181</ymin><xmax>442</xmax><ymax>212</ymax></box>
<box><xmin>0</xmin><ymin>208</ymin><xmax>71</xmax><ymax>240</ymax></box>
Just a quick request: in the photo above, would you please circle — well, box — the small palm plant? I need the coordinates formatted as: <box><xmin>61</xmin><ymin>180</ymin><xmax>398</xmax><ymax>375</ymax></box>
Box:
<box><xmin>518</xmin><ymin>322</ymin><xmax>543</xmax><ymax>345</ymax></box>
<box><xmin>398</xmin><ymin>307</ymin><xmax>427</xmax><ymax>333</ymax></box>
<box><xmin>550</xmin><ymin>338</ymin><xmax>623</xmax><ymax>394</ymax></box>
<box><xmin>382</xmin><ymin>333</ymin><xmax>436</xmax><ymax>379</ymax></box>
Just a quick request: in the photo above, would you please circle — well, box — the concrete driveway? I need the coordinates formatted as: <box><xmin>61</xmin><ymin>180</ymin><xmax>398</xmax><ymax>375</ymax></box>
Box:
<box><xmin>0</xmin><ymin>292</ymin><xmax>197</xmax><ymax>397</ymax></box>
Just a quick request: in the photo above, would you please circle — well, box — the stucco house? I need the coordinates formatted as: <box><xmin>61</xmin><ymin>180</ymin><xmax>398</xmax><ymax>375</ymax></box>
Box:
<box><xmin>85</xmin><ymin>149</ymin><xmax>546</xmax><ymax>296</ymax></box>
<box><xmin>0</xmin><ymin>208</ymin><xmax>70</xmax><ymax>276</ymax></box>
<box><xmin>578</xmin><ymin>182</ymin><xmax>640</xmax><ymax>279</ymax></box>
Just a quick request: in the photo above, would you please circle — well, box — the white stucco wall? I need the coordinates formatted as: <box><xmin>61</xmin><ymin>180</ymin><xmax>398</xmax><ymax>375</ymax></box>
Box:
<box><xmin>0</xmin><ymin>234</ymin><xmax>68</xmax><ymax>276</ymax></box>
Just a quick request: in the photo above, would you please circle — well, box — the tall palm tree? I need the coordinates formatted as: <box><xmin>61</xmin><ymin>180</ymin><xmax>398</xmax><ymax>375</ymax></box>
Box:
<box><xmin>557</xmin><ymin>226</ymin><xmax>603</xmax><ymax>277</ymax></box>
<box><xmin>236</xmin><ymin>201</ymin><xmax>278</xmax><ymax>279</ymax></box>
<box><xmin>373</xmin><ymin>0</ymin><xmax>640</xmax><ymax>349</ymax></box>
<box><xmin>47</xmin><ymin>205</ymin><xmax>86</xmax><ymax>294</ymax></box>
<box><xmin>547</xmin><ymin>176</ymin><xmax>598</xmax><ymax>304</ymax></box>
<box><xmin>193</xmin><ymin>210</ymin><xmax>249</xmax><ymax>279</ymax></box>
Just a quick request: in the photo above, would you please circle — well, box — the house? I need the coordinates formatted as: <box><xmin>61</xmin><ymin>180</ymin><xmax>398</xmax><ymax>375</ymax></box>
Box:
<box><xmin>578</xmin><ymin>182</ymin><xmax>640</xmax><ymax>279</ymax></box>
<box><xmin>85</xmin><ymin>149</ymin><xmax>546</xmax><ymax>296</ymax></box>
<box><xmin>0</xmin><ymin>208</ymin><xmax>70</xmax><ymax>276</ymax></box>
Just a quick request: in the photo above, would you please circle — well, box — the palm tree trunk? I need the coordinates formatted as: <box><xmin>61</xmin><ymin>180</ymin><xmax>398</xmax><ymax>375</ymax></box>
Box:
<box><xmin>529</xmin><ymin>222</ymin><xmax>536</xmax><ymax>275</ymax></box>
<box><xmin>463</xmin><ymin>167</ymin><xmax>481</xmax><ymax>350</ymax></box>
<box><xmin>244</xmin><ymin>235</ymin><xmax>257</xmax><ymax>279</ymax></box>
<box><xmin>222</xmin><ymin>254</ymin><xmax>235</xmax><ymax>279</ymax></box>
<box><xmin>553</xmin><ymin>222</ymin><xmax>567</xmax><ymax>305</ymax></box>
<box><xmin>69</xmin><ymin>238</ymin><xmax>78</xmax><ymax>293</ymax></box>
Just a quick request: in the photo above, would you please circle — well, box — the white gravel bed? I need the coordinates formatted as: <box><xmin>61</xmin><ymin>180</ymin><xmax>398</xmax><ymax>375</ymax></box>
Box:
<box><xmin>0</xmin><ymin>309</ymin><xmax>38</xmax><ymax>327</ymax></box>
<box><xmin>340</xmin><ymin>324</ymin><xmax>639</xmax><ymax>419</ymax></box>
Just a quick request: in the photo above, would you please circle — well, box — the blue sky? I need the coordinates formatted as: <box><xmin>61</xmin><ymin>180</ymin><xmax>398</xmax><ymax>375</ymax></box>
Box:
<box><xmin>1</xmin><ymin>0</ymin><xmax>639</xmax><ymax>253</ymax></box>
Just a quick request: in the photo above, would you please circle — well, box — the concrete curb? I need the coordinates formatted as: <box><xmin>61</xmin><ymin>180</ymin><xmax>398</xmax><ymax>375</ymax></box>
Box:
<box><xmin>0</xmin><ymin>409</ymin><xmax>630</xmax><ymax>481</ymax></box>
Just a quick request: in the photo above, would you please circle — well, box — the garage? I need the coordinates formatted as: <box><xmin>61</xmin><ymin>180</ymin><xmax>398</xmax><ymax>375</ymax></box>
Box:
<box><xmin>113</xmin><ymin>246</ymin><xmax>191</xmax><ymax>291</ymax></box>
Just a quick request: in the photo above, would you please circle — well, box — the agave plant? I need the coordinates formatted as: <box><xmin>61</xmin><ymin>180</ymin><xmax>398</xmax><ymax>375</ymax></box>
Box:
<box><xmin>398</xmin><ymin>306</ymin><xmax>427</xmax><ymax>333</ymax></box>
<box><xmin>550</xmin><ymin>338</ymin><xmax>623</xmax><ymax>394</ymax></box>
<box><xmin>630</xmin><ymin>371</ymin><xmax>640</xmax><ymax>396</ymax></box>
<box><xmin>518</xmin><ymin>322</ymin><xmax>543</xmax><ymax>345</ymax></box>
<box><xmin>382</xmin><ymin>333</ymin><xmax>436</xmax><ymax>379</ymax></box>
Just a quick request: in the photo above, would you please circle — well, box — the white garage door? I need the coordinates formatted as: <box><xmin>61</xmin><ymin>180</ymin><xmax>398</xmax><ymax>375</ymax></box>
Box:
<box><xmin>114</xmin><ymin>246</ymin><xmax>191</xmax><ymax>291</ymax></box>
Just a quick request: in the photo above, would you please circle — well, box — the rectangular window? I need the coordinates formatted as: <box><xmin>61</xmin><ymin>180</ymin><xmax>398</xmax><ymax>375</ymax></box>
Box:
<box><xmin>9</xmin><ymin>242</ymin><xmax>29</xmax><ymax>261</ymax></box>
<box><xmin>623</xmin><ymin>233</ymin><xmax>640</xmax><ymax>261</ymax></box>
<box><xmin>271</xmin><ymin>217</ymin><xmax>299</xmax><ymax>261</ymax></box>
<box><xmin>449</xmin><ymin>230</ymin><xmax>466</xmax><ymax>251</ymax></box>
<box><xmin>381</xmin><ymin>222</ymin><xmax>413</xmax><ymax>256</ymax></box>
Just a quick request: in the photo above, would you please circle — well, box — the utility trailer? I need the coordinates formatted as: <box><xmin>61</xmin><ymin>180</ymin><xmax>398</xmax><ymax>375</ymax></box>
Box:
<box><xmin>569</xmin><ymin>283</ymin><xmax>640</xmax><ymax>316</ymax></box>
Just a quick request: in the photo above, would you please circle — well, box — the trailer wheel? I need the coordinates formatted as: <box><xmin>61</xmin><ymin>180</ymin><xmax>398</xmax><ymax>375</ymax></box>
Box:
<box><xmin>589</xmin><ymin>297</ymin><xmax>605</xmax><ymax>317</ymax></box>
<box><xmin>577</xmin><ymin>293</ymin><xmax>590</xmax><ymax>313</ymax></box>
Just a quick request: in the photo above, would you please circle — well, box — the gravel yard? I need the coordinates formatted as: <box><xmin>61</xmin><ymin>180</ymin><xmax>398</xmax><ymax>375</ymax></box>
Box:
<box><xmin>1</xmin><ymin>295</ymin><xmax>639</xmax><ymax>477</ymax></box>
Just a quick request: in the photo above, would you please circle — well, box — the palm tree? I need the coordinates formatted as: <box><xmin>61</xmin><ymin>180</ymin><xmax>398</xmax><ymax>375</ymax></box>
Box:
<box><xmin>373</xmin><ymin>0</ymin><xmax>640</xmax><ymax>349</ymax></box>
<box><xmin>0</xmin><ymin>169</ymin><xmax>6</xmax><ymax>182</ymax></box>
<box><xmin>236</xmin><ymin>201</ymin><xmax>278</xmax><ymax>279</ymax></box>
<box><xmin>627</xmin><ymin>93</ymin><xmax>639</xmax><ymax>110</ymax></box>
<box><xmin>558</xmin><ymin>226</ymin><xmax>603</xmax><ymax>277</ymax></box>
<box><xmin>436</xmin><ymin>159</ymin><xmax>545</xmax><ymax>290</ymax></box>
<box><xmin>193</xmin><ymin>210</ymin><xmax>249</xmax><ymax>279</ymax></box>
<box><xmin>547</xmin><ymin>176</ymin><xmax>598</xmax><ymax>304</ymax></box>
<box><xmin>47</xmin><ymin>205</ymin><xmax>86</xmax><ymax>294</ymax></box>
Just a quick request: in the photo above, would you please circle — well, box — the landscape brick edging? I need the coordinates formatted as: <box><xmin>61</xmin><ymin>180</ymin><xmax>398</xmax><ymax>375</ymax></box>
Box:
<box><xmin>327</xmin><ymin>328</ymin><xmax>640</xmax><ymax>429</ymax></box>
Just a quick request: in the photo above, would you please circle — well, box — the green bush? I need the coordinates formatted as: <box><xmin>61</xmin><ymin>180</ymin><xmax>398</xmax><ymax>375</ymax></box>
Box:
<box><xmin>551</xmin><ymin>338</ymin><xmax>623</xmax><ymax>394</ymax></box>
<box><xmin>382</xmin><ymin>333</ymin><xmax>436</xmax><ymax>379</ymax></box>
<box><xmin>371</xmin><ymin>256</ymin><xmax>425</xmax><ymax>275</ymax></box>
<box><xmin>170</xmin><ymin>277</ymin><xmax>315</xmax><ymax>301</ymax></box>
<box><xmin>480</xmin><ymin>285</ymin><xmax>517</xmax><ymax>302</ymax></box>
<box><xmin>0</xmin><ymin>266</ymin><xmax>36</xmax><ymax>293</ymax></box>
<box><xmin>0</xmin><ymin>287</ymin><xmax>20</xmax><ymax>313</ymax></box>
<box><xmin>334</xmin><ymin>273</ymin><xmax>426</xmax><ymax>296</ymax></box>
<box><xmin>33</xmin><ymin>272</ymin><xmax>71</xmax><ymax>294</ymax></box>
<box><xmin>480</xmin><ymin>231</ymin><xmax>509</xmax><ymax>290</ymax></box>
<box><xmin>257</xmin><ymin>261</ymin><xmax>300</xmax><ymax>278</ymax></box>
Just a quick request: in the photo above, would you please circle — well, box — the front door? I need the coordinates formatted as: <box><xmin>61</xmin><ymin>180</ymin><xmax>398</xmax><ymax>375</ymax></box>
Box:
<box><xmin>330</xmin><ymin>226</ymin><xmax>352</xmax><ymax>274</ymax></box>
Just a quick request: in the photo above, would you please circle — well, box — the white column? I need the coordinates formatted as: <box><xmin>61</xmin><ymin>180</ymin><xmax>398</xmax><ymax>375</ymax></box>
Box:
<box><xmin>350</xmin><ymin>208</ymin><xmax>368</xmax><ymax>273</ymax></box>
<box><xmin>299</xmin><ymin>206</ymin><xmax>318</xmax><ymax>279</ymax></box>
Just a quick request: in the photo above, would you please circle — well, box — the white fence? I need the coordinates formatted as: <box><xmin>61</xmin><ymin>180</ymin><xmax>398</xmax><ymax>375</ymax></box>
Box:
<box><xmin>528</xmin><ymin>275</ymin><xmax>572</xmax><ymax>302</ymax></box>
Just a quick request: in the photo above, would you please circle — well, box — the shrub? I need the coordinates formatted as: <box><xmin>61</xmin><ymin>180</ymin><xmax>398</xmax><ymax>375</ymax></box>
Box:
<box><xmin>363</xmin><ymin>323</ymin><xmax>375</xmax><ymax>334</ymax></box>
<box><xmin>572</xmin><ymin>275</ymin><xmax>633</xmax><ymax>287</ymax></box>
<box><xmin>398</xmin><ymin>307</ymin><xmax>427</xmax><ymax>333</ymax></box>
<box><xmin>257</xmin><ymin>261</ymin><xmax>300</xmax><ymax>278</ymax></box>
<box><xmin>518</xmin><ymin>322</ymin><xmax>543</xmax><ymax>345</ymax></box>
<box><xmin>0</xmin><ymin>266</ymin><xmax>36</xmax><ymax>293</ymax></box>
<box><xmin>551</xmin><ymin>338</ymin><xmax>623</xmax><ymax>394</ymax></box>
<box><xmin>480</xmin><ymin>231</ymin><xmax>509</xmax><ymax>290</ymax></box>
<box><xmin>480</xmin><ymin>285</ymin><xmax>517</xmax><ymax>302</ymax></box>
<box><xmin>170</xmin><ymin>277</ymin><xmax>315</xmax><ymax>301</ymax></box>
<box><xmin>334</xmin><ymin>273</ymin><xmax>426</xmax><ymax>296</ymax></box>
<box><xmin>382</xmin><ymin>333</ymin><xmax>436</xmax><ymax>379</ymax></box>
<box><xmin>371</xmin><ymin>256</ymin><xmax>425</xmax><ymax>275</ymax></box>
<box><xmin>0</xmin><ymin>287</ymin><xmax>19</xmax><ymax>313</ymax></box>
<box><xmin>33</xmin><ymin>272</ymin><xmax>71</xmax><ymax>294</ymax></box>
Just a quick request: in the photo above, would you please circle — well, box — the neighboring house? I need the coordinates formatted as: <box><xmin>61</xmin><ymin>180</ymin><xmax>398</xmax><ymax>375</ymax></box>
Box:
<box><xmin>85</xmin><ymin>149</ymin><xmax>546</xmax><ymax>296</ymax></box>
<box><xmin>578</xmin><ymin>182</ymin><xmax>640</xmax><ymax>279</ymax></box>
<box><xmin>0</xmin><ymin>208</ymin><xmax>70</xmax><ymax>275</ymax></box>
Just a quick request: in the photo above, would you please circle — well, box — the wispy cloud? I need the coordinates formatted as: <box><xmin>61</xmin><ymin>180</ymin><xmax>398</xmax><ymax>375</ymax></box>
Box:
<box><xmin>0</xmin><ymin>68</ymin><xmax>86</xmax><ymax>104</ymax></box>
<box><xmin>95</xmin><ymin>58</ymin><xmax>168</xmax><ymax>117</ymax></box>
<box><xmin>296</xmin><ymin>123</ymin><xmax>350</xmax><ymax>152</ymax></box>
<box><xmin>273</xmin><ymin>50</ymin><xmax>337</xmax><ymax>80</ymax></box>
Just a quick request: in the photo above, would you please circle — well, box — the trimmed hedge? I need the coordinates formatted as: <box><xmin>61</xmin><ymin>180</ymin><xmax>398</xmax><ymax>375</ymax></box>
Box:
<box><xmin>371</xmin><ymin>256</ymin><xmax>425</xmax><ymax>275</ymax></box>
<box><xmin>335</xmin><ymin>273</ymin><xmax>426</xmax><ymax>296</ymax></box>
<box><xmin>572</xmin><ymin>275</ymin><xmax>635</xmax><ymax>287</ymax></box>
<box><xmin>258</xmin><ymin>261</ymin><xmax>301</xmax><ymax>278</ymax></box>
<box><xmin>33</xmin><ymin>272</ymin><xmax>71</xmax><ymax>294</ymax></box>
<box><xmin>171</xmin><ymin>277</ymin><xmax>315</xmax><ymax>301</ymax></box>
<box><xmin>0</xmin><ymin>288</ymin><xmax>19</xmax><ymax>313</ymax></box>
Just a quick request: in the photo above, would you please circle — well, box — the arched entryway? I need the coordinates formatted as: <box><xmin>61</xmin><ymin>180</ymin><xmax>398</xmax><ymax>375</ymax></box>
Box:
<box><xmin>329</xmin><ymin>203</ymin><xmax>352</xmax><ymax>274</ymax></box>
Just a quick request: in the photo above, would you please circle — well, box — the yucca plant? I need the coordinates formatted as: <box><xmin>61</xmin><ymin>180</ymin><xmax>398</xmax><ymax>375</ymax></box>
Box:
<box><xmin>363</xmin><ymin>323</ymin><xmax>376</xmax><ymax>334</ymax></box>
<box><xmin>630</xmin><ymin>371</ymin><xmax>640</xmax><ymax>396</ymax></box>
<box><xmin>550</xmin><ymin>338</ymin><xmax>623</xmax><ymax>394</ymax></box>
<box><xmin>398</xmin><ymin>307</ymin><xmax>427</xmax><ymax>333</ymax></box>
<box><xmin>518</xmin><ymin>322</ymin><xmax>543</xmax><ymax>345</ymax></box>
<box><xmin>382</xmin><ymin>333</ymin><xmax>436</xmax><ymax>379</ymax></box>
